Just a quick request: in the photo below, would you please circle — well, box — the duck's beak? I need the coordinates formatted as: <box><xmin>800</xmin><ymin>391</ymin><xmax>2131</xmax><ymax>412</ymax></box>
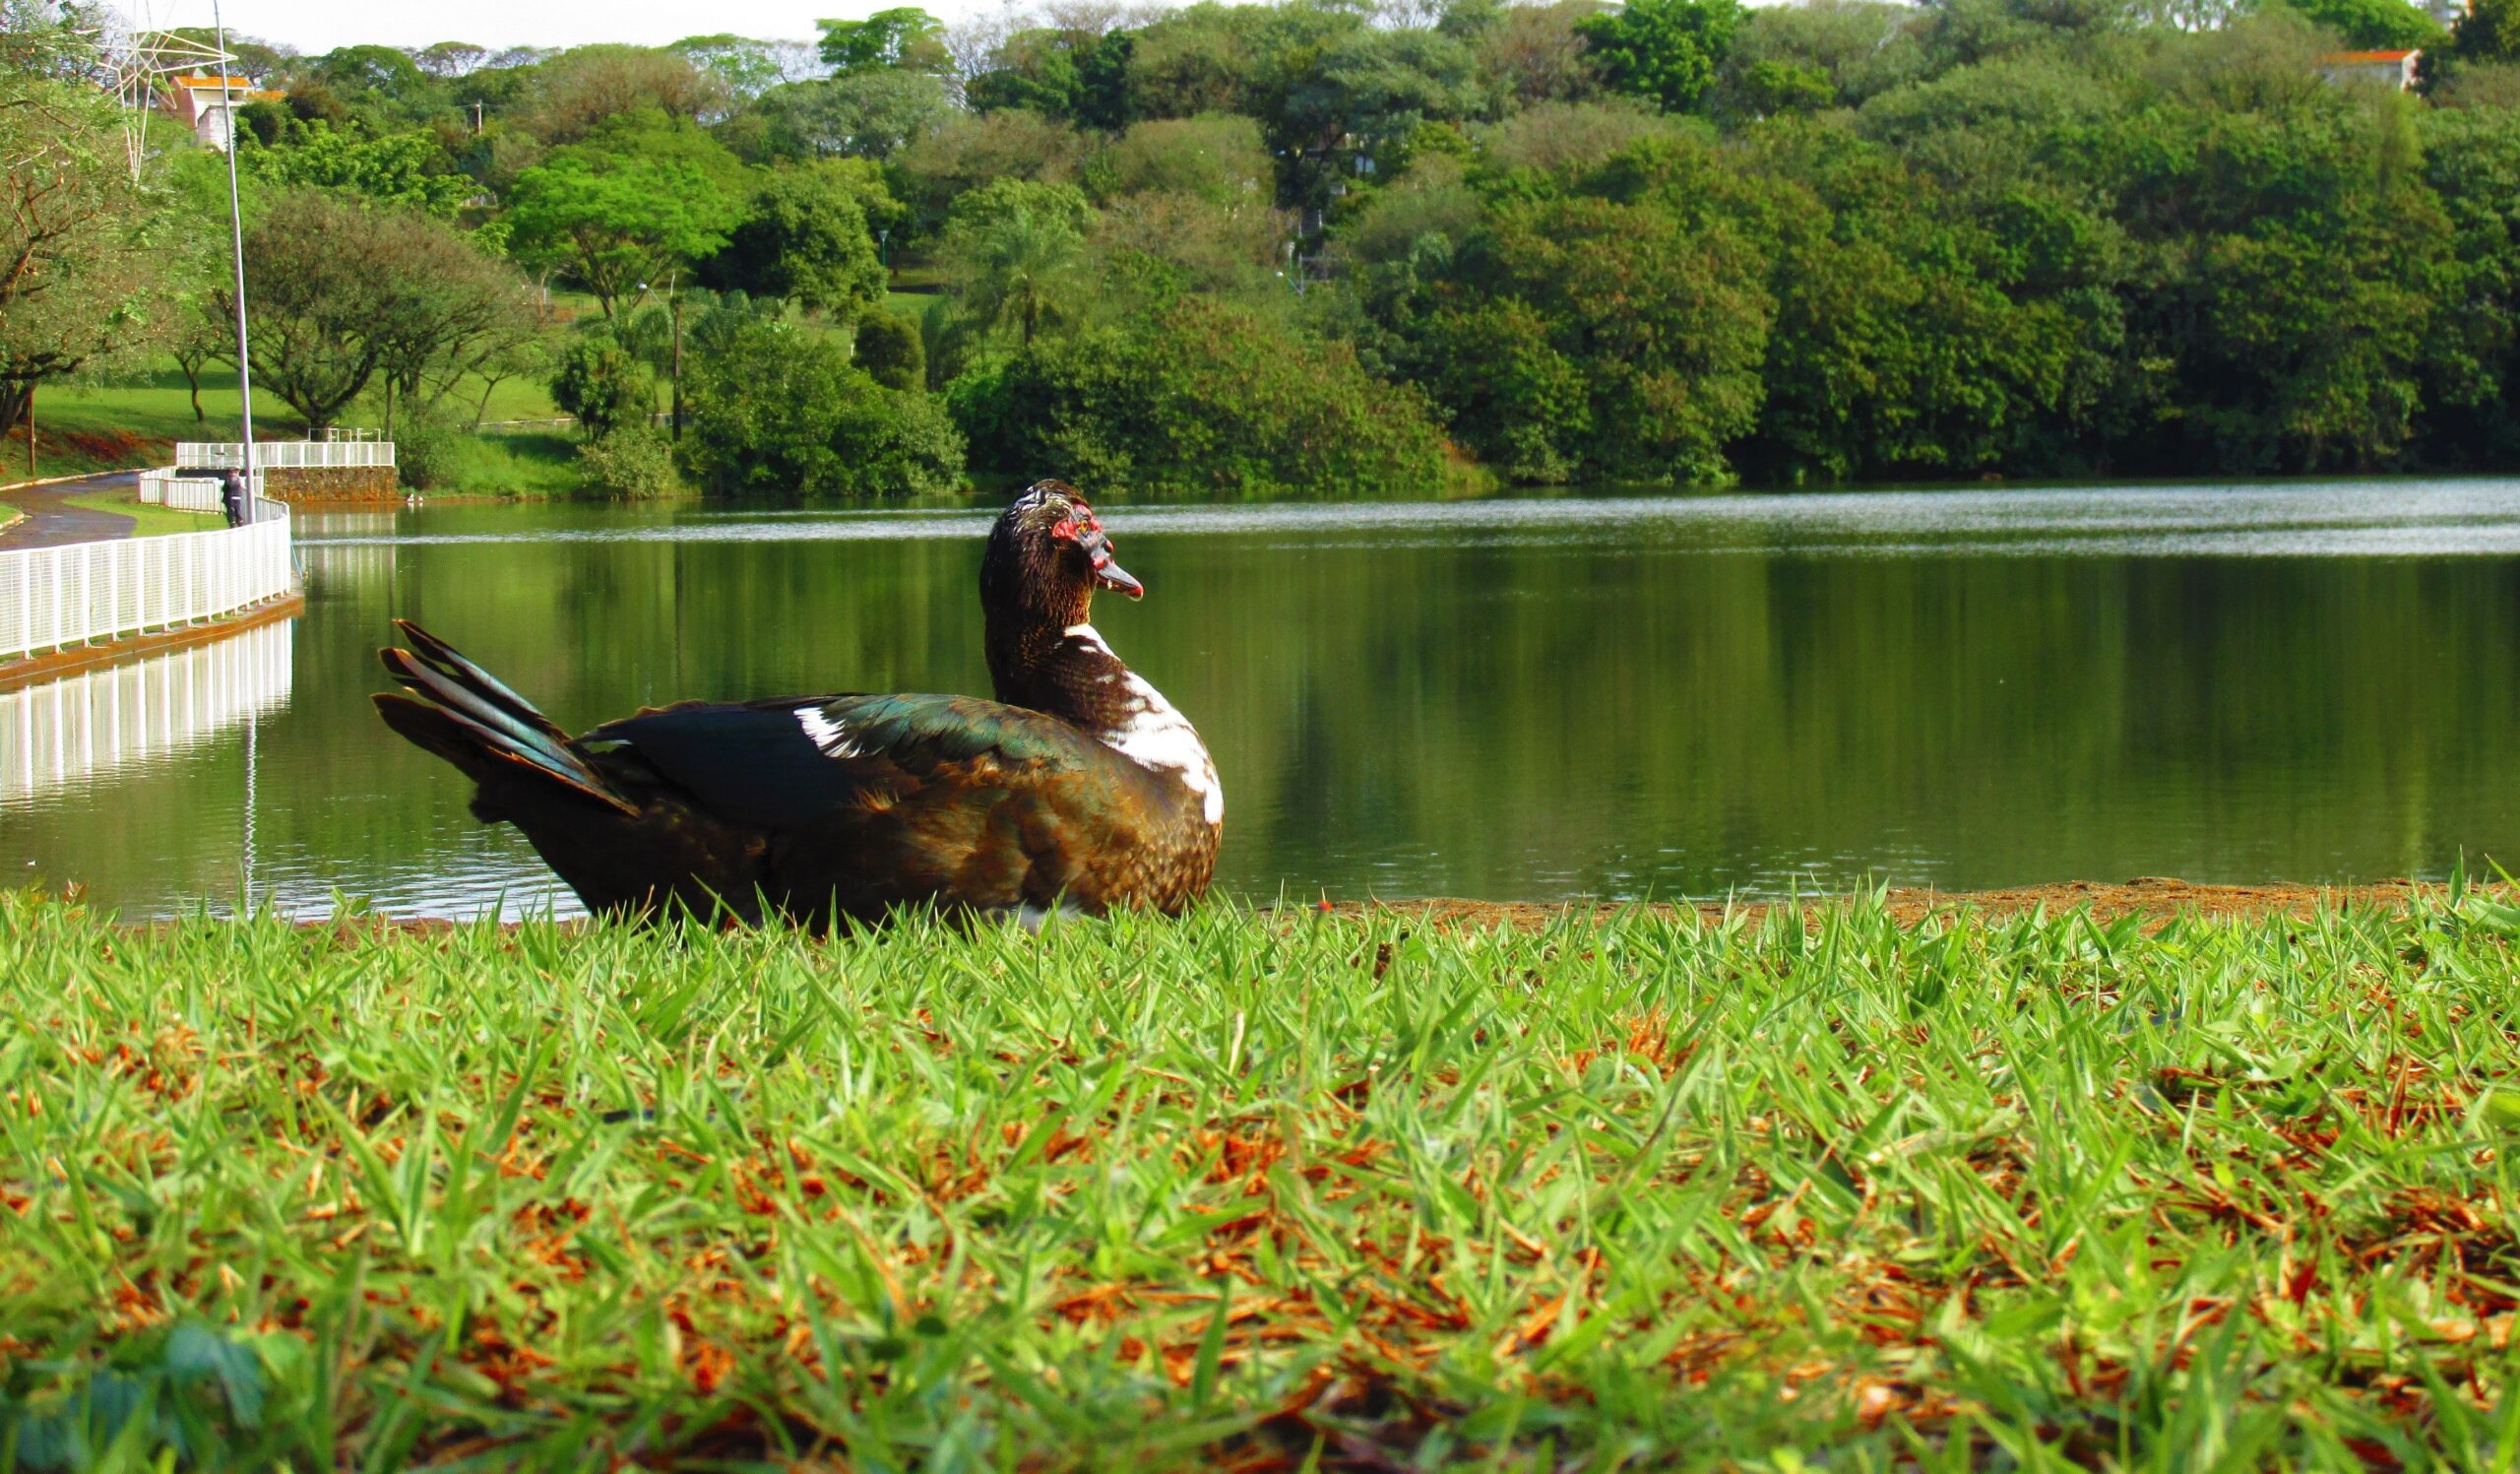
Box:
<box><xmin>1094</xmin><ymin>555</ymin><xmax>1144</xmax><ymax>600</ymax></box>
<box><xmin>1082</xmin><ymin>527</ymin><xmax>1143</xmax><ymax>599</ymax></box>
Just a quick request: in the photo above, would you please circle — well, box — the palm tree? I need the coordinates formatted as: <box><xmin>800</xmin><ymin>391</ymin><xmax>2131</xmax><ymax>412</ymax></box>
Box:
<box><xmin>952</xmin><ymin>204</ymin><xmax>1085</xmax><ymax>347</ymax></box>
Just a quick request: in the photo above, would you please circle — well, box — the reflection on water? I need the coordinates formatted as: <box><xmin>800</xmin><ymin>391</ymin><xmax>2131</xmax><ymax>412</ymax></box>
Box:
<box><xmin>316</xmin><ymin>481</ymin><xmax>2520</xmax><ymax>557</ymax></box>
<box><xmin>2</xmin><ymin>619</ymin><xmax>292</xmax><ymax>803</ymax></box>
<box><xmin>13</xmin><ymin>481</ymin><xmax>2520</xmax><ymax>918</ymax></box>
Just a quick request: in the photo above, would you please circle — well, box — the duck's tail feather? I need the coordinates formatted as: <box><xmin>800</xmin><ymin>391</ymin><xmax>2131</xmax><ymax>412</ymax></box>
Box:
<box><xmin>374</xmin><ymin>622</ymin><xmax>638</xmax><ymax>818</ymax></box>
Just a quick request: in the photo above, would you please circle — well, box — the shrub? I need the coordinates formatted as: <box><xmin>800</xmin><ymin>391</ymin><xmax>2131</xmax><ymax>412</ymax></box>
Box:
<box><xmin>854</xmin><ymin>308</ymin><xmax>926</xmax><ymax>390</ymax></box>
<box><xmin>710</xmin><ymin>161</ymin><xmax>887</xmax><ymax>314</ymax></box>
<box><xmin>548</xmin><ymin>336</ymin><xmax>654</xmax><ymax>439</ymax></box>
<box><xmin>682</xmin><ymin>320</ymin><xmax>967</xmax><ymax>496</ymax></box>
<box><xmin>949</xmin><ymin>295</ymin><xmax>1464</xmax><ymax>499</ymax></box>
<box><xmin>395</xmin><ymin>411</ymin><xmax>483</xmax><ymax>491</ymax></box>
<box><xmin>576</xmin><ymin>426</ymin><xmax>682</xmax><ymax>498</ymax></box>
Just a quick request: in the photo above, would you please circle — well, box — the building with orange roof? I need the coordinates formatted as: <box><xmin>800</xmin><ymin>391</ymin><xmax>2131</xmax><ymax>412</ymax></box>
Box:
<box><xmin>161</xmin><ymin>73</ymin><xmax>286</xmax><ymax>153</ymax></box>
<box><xmin>2316</xmin><ymin>48</ymin><xmax>2423</xmax><ymax>90</ymax></box>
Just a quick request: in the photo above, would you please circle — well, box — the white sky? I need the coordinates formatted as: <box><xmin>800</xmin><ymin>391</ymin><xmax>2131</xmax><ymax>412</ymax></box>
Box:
<box><xmin>119</xmin><ymin>1</ymin><xmax>946</xmax><ymax>55</ymax></box>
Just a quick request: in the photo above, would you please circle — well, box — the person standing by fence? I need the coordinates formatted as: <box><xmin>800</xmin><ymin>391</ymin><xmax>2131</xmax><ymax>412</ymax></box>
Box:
<box><xmin>219</xmin><ymin>469</ymin><xmax>245</xmax><ymax>527</ymax></box>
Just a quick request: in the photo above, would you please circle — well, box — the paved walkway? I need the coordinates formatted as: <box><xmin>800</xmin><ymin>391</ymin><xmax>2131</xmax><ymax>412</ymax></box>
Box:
<box><xmin>0</xmin><ymin>471</ymin><xmax>139</xmax><ymax>550</ymax></box>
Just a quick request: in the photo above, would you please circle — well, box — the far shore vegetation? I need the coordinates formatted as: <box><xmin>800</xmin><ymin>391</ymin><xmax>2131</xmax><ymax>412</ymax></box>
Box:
<box><xmin>16</xmin><ymin>0</ymin><xmax>2520</xmax><ymax>504</ymax></box>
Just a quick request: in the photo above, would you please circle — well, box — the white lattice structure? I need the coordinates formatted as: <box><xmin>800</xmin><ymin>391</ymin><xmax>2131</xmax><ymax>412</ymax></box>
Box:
<box><xmin>176</xmin><ymin>441</ymin><xmax>397</xmax><ymax>471</ymax></box>
<box><xmin>137</xmin><ymin>468</ymin><xmax>257</xmax><ymax>513</ymax></box>
<box><xmin>1</xmin><ymin>615</ymin><xmax>291</xmax><ymax>803</ymax></box>
<box><xmin>90</xmin><ymin>9</ymin><xmax>236</xmax><ymax>182</ymax></box>
<box><xmin>0</xmin><ymin>500</ymin><xmax>293</xmax><ymax>664</ymax></box>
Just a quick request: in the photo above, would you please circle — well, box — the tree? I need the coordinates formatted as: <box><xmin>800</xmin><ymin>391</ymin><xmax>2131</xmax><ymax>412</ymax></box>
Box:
<box><xmin>411</xmin><ymin>41</ymin><xmax>491</xmax><ymax>79</ymax></box>
<box><xmin>1471</xmin><ymin>0</ymin><xmax>1605</xmax><ymax>106</ymax></box>
<box><xmin>1265</xmin><ymin>27</ymin><xmax>1485</xmax><ymax>203</ymax></box>
<box><xmin>2452</xmin><ymin>0</ymin><xmax>2520</xmax><ymax>61</ymax></box>
<box><xmin>0</xmin><ymin>38</ymin><xmax>166</xmax><ymax>442</ymax></box>
<box><xmin>682</xmin><ymin>320</ymin><xmax>966</xmax><ymax>496</ymax></box>
<box><xmin>549</xmin><ymin>336</ymin><xmax>655</xmax><ymax>437</ymax></box>
<box><xmin>710</xmin><ymin>162</ymin><xmax>887</xmax><ymax>314</ymax></box>
<box><xmin>1076</xmin><ymin>30</ymin><xmax>1141</xmax><ymax>128</ymax></box>
<box><xmin>939</xmin><ymin>180</ymin><xmax>1093</xmax><ymax>345</ymax></box>
<box><xmin>170</xmin><ymin>299</ymin><xmax>231</xmax><ymax>424</ymax></box>
<box><xmin>515</xmin><ymin>45</ymin><xmax>732</xmax><ymax>144</ymax></box>
<box><xmin>503</xmin><ymin>144</ymin><xmax>743</xmax><ymax>318</ymax></box>
<box><xmin>1577</xmin><ymin>0</ymin><xmax>1744</xmax><ymax>112</ymax></box>
<box><xmin>967</xmin><ymin>28</ymin><xmax>1087</xmax><ymax>114</ymax></box>
<box><xmin>234</xmin><ymin>191</ymin><xmax>536</xmax><ymax>432</ymax></box>
<box><xmin>949</xmin><ymin>295</ymin><xmax>1458</xmax><ymax>498</ymax></box>
<box><xmin>670</xmin><ymin>34</ymin><xmax>825</xmax><ymax>96</ymax></box>
<box><xmin>1440</xmin><ymin>140</ymin><xmax>1775</xmax><ymax>482</ymax></box>
<box><xmin>246</xmin><ymin>128</ymin><xmax>474</xmax><ymax>217</ymax></box>
<box><xmin>1089</xmin><ymin>116</ymin><xmax>1288</xmax><ymax>292</ymax></box>
<box><xmin>1416</xmin><ymin>300</ymin><xmax>1593</xmax><ymax>482</ymax></box>
<box><xmin>368</xmin><ymin>225</ymin><xmax>542</xmax><ymax>436</ymax></box>
<box><xmin>818</xmin><ymin>9</ymin><xmax>950</xmax><ymax>75</ymax></box>
<box><xmin>854</xmin><ymin>307</ymin><xmax>926</xmax><ymax>389</ymax></box>
<box><xmin>2285</xmin><ymin>0</ymin><xmax>2443</xmax><ymax>49</ymax></box>
<box><xmin>893</xmin><ymin>110</ymin><xmax>1088</xmax><ymax>229</ymax></box>
<box><xmin>754</xmin><ymin>71</ymin><xmax>953</xmax><ymax>160</ymax></box>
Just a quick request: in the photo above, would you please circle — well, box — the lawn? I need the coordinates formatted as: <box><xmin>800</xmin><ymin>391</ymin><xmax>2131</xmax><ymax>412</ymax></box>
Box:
<box><xmin>56</xmin><ymin>486</ymin><xmax>223</xmax><ymax>538</ymax></box>
<box><xmin>8</xmin><ymin>363</ymin><xmax>569</xmax><ymax>485</ymax></box>
<box><xmin>3</xmin><ymin>889</ymin><xmax>2514</xmax><ymax>1468</ymax></box>
<box><xmin>885</xmin><ymin>288</ymin><xmax>942</xmax><ymax>322</ymax></box>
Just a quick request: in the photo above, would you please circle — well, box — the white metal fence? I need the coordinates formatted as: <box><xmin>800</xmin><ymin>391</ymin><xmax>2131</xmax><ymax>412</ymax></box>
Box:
<box><xmin>2</xmin><ymin>616</ymin><xmax>293</xmax><ymax>803</ymax></box>
<box><xmin>0</xmin><ymin>500</ymin><xmax>294</xmax><ymax>664</ymax></box>
<box><xmin>176</xmin><ymin>440</ymin><xmax>397</xmax><ymax>470</ymax></box>
<box><xmin>137</xmin><ymin>469</ymin><xmax>263</xmax><ymax>513</ymax></box>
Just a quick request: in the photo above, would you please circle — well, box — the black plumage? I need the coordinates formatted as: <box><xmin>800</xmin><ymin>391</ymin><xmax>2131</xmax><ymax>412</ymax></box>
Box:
<box><xmin>373</xmin><ymin>481</ymin><xmax>1221</xmax><ymax>928</ymax></box>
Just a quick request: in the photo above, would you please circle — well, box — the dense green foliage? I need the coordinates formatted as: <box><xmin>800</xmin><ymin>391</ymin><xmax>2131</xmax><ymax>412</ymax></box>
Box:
<box><xmin>953</xmin><ymin>294</ymin><xmax>1461</xmax><ymax>496</ymax></box>
<box><xmin>10</xmin><ymin>888</ymin><xmax>2520</xmax><ymax>1465</ymax></box>
<box><xmin>0</xmin><ymin>12</ymin><xmax>173</xmax><ymax>442</ymax></box>
<box><xmin>852</xmin><ymin>305</ymin><xmax>927</xmax><ymax>390</ymax></box>
<box><xmin>39</xmin><ymin>0</ymin><xmax>2520</xmax><ymax>492</ymax></box>
<box><xmin>546</xmin><ymin>337</ymin><xmax>654</xmax><ymax>438</ymax></box>
<box><xmin>708</xmin><ymin>162</ymin><xmax>890</xmax><ymax>314</ymax></box>
<box><xmin>680</xmin><ymin>320</ymin><xmax>967</xmax><ymax>496</ymax></box>
<box><xmin>575</xmin><ymin>425</ymin><xmax>683</xmax><ymax>496</ymax></box>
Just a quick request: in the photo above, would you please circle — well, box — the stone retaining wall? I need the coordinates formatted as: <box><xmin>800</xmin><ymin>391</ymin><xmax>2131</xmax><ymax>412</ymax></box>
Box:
<box><xmin>266</xmin><ymin>466</ymin><xmax>401</xmax><ymax>502</ymax></box>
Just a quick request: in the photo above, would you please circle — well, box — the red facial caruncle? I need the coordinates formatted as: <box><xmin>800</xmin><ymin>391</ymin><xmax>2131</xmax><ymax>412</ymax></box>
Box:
<box><xmin>1050</xmin><ymin>503</ymin><xmax>1142</xmax><ymax>599</ymax></box>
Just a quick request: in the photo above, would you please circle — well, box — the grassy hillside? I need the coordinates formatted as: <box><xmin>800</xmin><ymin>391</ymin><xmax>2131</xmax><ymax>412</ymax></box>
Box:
<box><xmin>7</xmin><ymin>362</ymin><xmax>570</xmax><ymax>488</ymax></box>
<box><xmin>2</xmin><ymin>890</ymin><xmax>2514</xmax><ymax>1467</ymax></box>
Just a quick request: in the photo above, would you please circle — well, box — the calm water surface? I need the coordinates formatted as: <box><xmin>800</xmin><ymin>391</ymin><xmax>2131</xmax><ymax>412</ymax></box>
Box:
<box><xmin>12</xmin><ymin>480</ymin><xmax>2520</xmax><ymax>918</ymax></box>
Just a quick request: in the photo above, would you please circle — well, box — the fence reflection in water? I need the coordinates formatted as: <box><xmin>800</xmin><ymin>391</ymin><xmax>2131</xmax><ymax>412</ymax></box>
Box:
<box><xmin>0</xmin><ymin>617</ymin><xmax>294</xmax><ymax>803</ymax></box>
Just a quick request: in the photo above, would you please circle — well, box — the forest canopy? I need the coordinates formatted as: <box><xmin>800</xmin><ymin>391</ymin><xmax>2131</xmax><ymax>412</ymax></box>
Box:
<box><xmin>30</xmin><ymin>0</ymin><xmax>2520</xmax><ymax>494</ymax></box>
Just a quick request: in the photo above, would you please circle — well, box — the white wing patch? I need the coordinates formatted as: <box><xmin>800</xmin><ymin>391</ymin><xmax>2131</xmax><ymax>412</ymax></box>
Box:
<box><xmin>1065</xmin><ymin>623</ymin><xmax>1224</xmax><ymax>827</ymax></box>
<box><xmin>795</xmin><ymin>706</ymin><xmax>866</xmax><ymax>759</ymax></box>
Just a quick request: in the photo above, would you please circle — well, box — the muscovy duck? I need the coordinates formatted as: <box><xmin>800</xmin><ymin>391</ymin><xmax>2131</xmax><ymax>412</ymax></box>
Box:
<box><xmin>371</xmin><ymin>481</ymin><xmax>1221</xmax><ymax>929</ymax></box>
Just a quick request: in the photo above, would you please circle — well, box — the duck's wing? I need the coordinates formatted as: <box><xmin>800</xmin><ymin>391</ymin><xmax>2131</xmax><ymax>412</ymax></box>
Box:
<box><xmin>578</xmin><ymin>692</ymin><xmax>1166</xmax><ymax>832</ymax></box>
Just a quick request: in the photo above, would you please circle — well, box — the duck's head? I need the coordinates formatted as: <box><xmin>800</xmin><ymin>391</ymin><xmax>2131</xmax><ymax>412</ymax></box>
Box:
<box><xmin>981</xmin><ymin>481</ymin><xmax>1143</xmax><ymax>625</ymax></box>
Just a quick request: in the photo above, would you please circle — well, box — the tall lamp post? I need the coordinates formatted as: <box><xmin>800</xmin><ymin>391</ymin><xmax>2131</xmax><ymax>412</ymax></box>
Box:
<box><xmin>212</xmin><ymin>1</ymin><xmax>260</xmax><ymax>915</ymax></box>
<box><xmin>213</xmin><ymin>0</ymin><xmax>256</xmax><ymax>524</ymax></box>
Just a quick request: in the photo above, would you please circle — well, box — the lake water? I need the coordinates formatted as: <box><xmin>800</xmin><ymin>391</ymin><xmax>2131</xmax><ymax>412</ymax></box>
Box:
<box><xmin>11</xmin><ymin>480</ymin><xmax>2520</xmax><ymax>919</ymax></box>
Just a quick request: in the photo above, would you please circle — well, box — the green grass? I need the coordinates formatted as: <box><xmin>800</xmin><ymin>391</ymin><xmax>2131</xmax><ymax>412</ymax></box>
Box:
<box><xmin>54</xmin><ymin>487</ymin><xmax>222</xmax><ymax>538</ymax></box>
<box><xmin>885</xmin><ymin>289</ymin><xmax>941</xmax><ymax>321</ymax></box>
<box><xmin>6</xmin><ymin>889</ymin><xmax>2520</xmax><ymax>1467</ymax></box>
<box><xmin>14</xmin><ymin>361</ymin><xmax>570</xmax><ymax>484</ymax></box>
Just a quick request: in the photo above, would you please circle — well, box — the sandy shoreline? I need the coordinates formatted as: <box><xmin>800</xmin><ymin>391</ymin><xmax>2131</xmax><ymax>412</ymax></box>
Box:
<box><xmin>1312</xmin><ymin>875</ymin><xmax>2451</xmax><ymax>930</ymax></box>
